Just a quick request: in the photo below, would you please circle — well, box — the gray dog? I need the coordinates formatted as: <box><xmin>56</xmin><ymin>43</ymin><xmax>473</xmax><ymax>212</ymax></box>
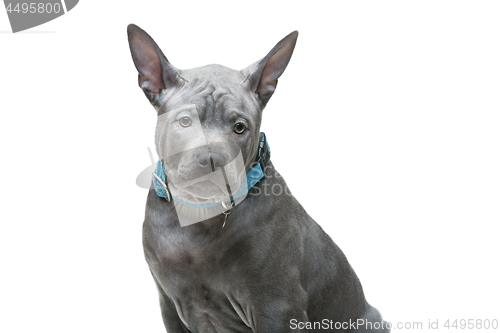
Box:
<box><xmin>128</xmin><ymin>24</ymin><xmax>389</xmax><ymax>333</ymax></box>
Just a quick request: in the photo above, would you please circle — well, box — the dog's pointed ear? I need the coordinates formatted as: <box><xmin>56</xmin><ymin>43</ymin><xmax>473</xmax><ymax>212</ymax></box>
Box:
<box><xmin>127</xmin><ymin>24</ymin><xmax>184</xmax><ymax>106</ymax></box>
<box><xmin>242</xmin><ymin>31</ymin><xmax>298</xmax><ymax>108</ymax></box>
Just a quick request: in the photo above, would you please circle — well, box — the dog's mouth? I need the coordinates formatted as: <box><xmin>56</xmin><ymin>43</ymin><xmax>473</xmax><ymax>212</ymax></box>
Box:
<box><xmin>167</xmin><ymin>167</ymin><xmax>245</xmax><ymax>205</ymax></box>
<box><xmin>161</xmin><ymin>148</ymin><xmax>247</xmax><ymax>205</ymax></box>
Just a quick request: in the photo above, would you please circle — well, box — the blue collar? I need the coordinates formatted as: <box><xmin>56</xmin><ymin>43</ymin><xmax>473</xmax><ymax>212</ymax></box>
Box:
<box><xmin>153</xmin><ymin>133</ymin><xmax>270</xmax><ymax>209</ymax></box>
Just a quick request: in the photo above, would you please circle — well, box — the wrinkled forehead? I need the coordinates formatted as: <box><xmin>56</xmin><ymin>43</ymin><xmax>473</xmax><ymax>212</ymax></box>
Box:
<box><xmin>158</xmin><ymin>64</ymin><xmax>260</xmax><ymax>118</ymax></box>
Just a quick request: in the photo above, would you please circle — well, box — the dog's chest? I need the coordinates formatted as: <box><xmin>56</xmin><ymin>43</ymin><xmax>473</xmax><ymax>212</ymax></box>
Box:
<box><xmin>143</xmin><ymin>220</ymin><xmax>256</xmax><ymax>331</ymax></box>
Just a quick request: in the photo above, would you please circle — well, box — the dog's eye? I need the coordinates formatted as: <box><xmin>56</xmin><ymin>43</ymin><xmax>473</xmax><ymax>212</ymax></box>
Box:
<box><xmin>179</xmin><ymin>116</ymin><xmax>192</xmax><ymax>127</ymax></box>
<box><xmin>234</xmin><ymin>122</ymin><xmax>246</xmax><ymax>134</ymax></box>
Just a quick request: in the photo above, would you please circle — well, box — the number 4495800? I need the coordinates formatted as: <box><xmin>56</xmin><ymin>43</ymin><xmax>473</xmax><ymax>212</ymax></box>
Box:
<box><xmin>444</xmin><ymin>319</ymin><xmax>498</xmax><ymax>330</ymax></box>
<box><xmin>5</xmin><ymin>2</ymin><xmax>62</xmax><ymax>14</ymax></box>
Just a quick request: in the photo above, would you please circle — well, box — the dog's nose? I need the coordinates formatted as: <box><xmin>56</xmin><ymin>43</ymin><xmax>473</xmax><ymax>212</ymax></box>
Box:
<box><xmin>197</xmin><ymin>151</ymin><xmax>226</xmax><ymax>170</ymax></box>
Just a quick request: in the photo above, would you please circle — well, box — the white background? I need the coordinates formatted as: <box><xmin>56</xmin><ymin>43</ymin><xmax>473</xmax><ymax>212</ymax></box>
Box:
<box><xmin>1</xmin><ymin>1</ymin><xmax>499</xmax><ymax>332</ymax></box>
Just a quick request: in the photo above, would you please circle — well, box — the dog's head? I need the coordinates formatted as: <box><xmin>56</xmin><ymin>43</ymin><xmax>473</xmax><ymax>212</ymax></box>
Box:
<box><xmin>128</xmin><ymin>25</ymin><xmax>297</xmax><ymax>205</ymax></box>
